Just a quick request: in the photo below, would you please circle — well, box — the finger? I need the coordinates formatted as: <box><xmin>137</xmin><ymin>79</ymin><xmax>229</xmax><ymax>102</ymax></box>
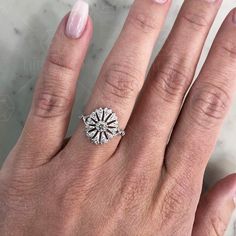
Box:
<box><xmin>67</xmin><ymin>0</ymin><xmax>172</xmax><ymax>161</ymax></box>
<box><xmin>193</xmin><ymin>174</ymin><xmax>236</xmax><ymax>236</ymax></box>
<box><xmin>11</xmin><ymin>1</ymin><xmax>92</xmax><ymax>167</ymax></box>
<box><xmin>165</xmin><ymin>9</ymin><xmax>236</xmax><ymax>182</ymax></box>
<box><xmin>120</xmin><ymin>0</ymin><xmax>222</xmax><ymax>171</ymax></box>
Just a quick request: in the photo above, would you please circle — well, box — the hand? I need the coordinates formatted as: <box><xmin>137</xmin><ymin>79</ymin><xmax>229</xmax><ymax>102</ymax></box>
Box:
<box><xmin>1</xmin><ymin>0</ymin><xmax>236</xmax><ymax>235</ymax></box>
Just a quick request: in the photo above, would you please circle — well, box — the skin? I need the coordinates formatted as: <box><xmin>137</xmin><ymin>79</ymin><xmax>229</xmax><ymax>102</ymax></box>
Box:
<box><xmin>0</xmin><ymin>0</ymin><xmax>236</xmax><ymax>235</ymax></box>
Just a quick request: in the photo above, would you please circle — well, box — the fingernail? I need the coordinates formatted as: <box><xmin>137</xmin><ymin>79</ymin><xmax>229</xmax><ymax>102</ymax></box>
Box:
<box><xmin>233</xmin><ymin>9</ymin><xmax>236</xmax><ymax>24</ymax></box>
<box><xmin>153</xmin><ymin>0</ymin><xmax>168</xmax><ymax>4</ymax></box>
<box><xmin>205</xmin><ymin>0</ymin><xmax>217</xmax><ymax>3</ymax></box>
<box><xmin>66</xmin><ymin>0</ymin><xmax>89</xmax><ymax>39</ymax></box>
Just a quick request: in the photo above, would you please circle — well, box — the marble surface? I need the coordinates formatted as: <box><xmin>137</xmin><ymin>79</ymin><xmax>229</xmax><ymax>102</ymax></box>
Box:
<box><xmin>0</xmin><ymin>0</ymin><xmax>235</xmax><ymax>234</ymax></box>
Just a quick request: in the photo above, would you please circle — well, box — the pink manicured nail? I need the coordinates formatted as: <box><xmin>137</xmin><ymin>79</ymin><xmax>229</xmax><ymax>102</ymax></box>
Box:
<box><xmin>233</xmin><ymin>9</ymin><xmax>236</xmax><ymax>24</ymax></box>
<box><xmin>66</xmin><ymin>0</ymin><xmax>89</xmax><ymax>39</ymax></box>
<box><xmin>153</xmin><ymin>0</ymin><xmax>168</xmax><ymax>4</ymax></box>
<box><xmin>205</xmin><ymin>0</ymin><xmax>217</xmax><ymax>2</ymax></box>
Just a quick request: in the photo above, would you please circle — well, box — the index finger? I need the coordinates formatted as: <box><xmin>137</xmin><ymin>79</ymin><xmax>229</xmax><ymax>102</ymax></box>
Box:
<box><xmin>9</xmin><ymin>3</ymin><xmax>92</xmax><ymax>168</ymax></box>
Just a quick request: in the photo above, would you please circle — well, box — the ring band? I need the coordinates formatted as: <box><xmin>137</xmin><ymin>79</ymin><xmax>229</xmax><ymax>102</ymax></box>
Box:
<box><xmin>80</xmin><ymin>108</ymin><xmax>125</xmax><ymax>145</ymax></box>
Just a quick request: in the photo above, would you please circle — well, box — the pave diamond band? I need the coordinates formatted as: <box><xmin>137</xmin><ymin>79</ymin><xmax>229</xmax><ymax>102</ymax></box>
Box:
<box><xmin>80</xmin><ymin>108</ymin><xmax>125</xmax><ymax>145</ymax></box>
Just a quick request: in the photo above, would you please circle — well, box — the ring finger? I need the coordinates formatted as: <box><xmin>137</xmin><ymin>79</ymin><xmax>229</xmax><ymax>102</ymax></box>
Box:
<box><xmin>67</xmin><ymin>0</ymin><xmax>172</xmax><ymax>163</ymax></box>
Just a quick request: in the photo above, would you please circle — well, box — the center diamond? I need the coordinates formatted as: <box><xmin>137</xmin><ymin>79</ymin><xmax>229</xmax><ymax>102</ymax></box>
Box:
<box><xmin>96</xmin><ymin>121</ymin><xmax>108</xmax><ymax>132</ymax></box>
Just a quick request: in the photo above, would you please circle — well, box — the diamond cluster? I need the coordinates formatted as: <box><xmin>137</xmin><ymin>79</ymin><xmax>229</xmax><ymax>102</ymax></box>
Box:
<box><xmin>84</xmin><ymin>108</ymin><xmax>120</xmax><ymax>145</ymax></box>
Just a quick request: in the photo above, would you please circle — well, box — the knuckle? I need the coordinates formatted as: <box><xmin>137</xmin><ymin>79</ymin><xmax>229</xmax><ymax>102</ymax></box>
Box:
<box><xmin>117</xmin><ymin>173</ymin><xmax>149</xmax><ymax>209</ymax></box>
<box><xmin>190</xmin><ymin>82</ymin><xmax>230</xmax><ymax>128</ymax></box>
<box><xmin>47</xmin><ymin>48</ymin><xmax>75</xmax><ymax>71</ymax></box>
<box><xmin>43</xmin><ymin>56</ymin><xmax>75</xmax><ymax>83</ymax></box>
<box><xmin>181</xmin><ymin>10</ymin><xmax>209</xmax><ymax>31</ymax></box>
<box><xmin>161</xmin><ymin>190</ymin><xmax>183</xmax><ymax>217</ymax></box>
<box><xmin>220</xmin><ymin>44</ymin><xmax>236</xmax><ymax>60</ymax></box>
<box><xmin>34</xmin><ymin>91</ymin><xmax>71</xmax><ymax>118</ymax></box>
<box><xmin>161</xmin><ymin>179</ymin><xmax>191</xmax><ymax>218</ymax></box>
<box><xmin>158</xmin><ymin>168</ymin><xmax>196</xmax><ymax>228</ymax></box>
<box><xmin>33</xmin><ymin>57</ymin><xmax>75</xmax><ymax>119</ymax></box>
<box><xmin>43</xmin><ymin>66</ymin><xmax>74</xmax><ymax>87</ymax></box>
<box><xmin>128</xmin><ymin>9</ymin><xmax>157</xmax><ymax>34</ymax></box>
<box><xmin>127</xmin><ymin>178</ymin><xmax>147</xmax><ymax>200</ymax></box>
<box><xmin>0</xmin><ymin>174</ymin><xmax>40</xmax><ymax>211</ymax></box>
<box><xmin>151</xmin><ymin>61</ymin><xmax>190</xmax><ymax>103</ymax></box>
<box><xmin>102</xmin><ymin>63</ymin><xmax>142</xmax><ymax>102</ymax></box>
<box><xmin>160</xmin><ymin>187</ymin><xmax>188</xmax><ymax>229</ymax></box>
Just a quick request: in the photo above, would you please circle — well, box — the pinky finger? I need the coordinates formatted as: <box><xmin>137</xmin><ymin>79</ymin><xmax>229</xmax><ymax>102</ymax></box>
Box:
<box><xmin>193</xmin><ymin>174</ymin><xmax>236</xmax><ymax>236</ymax></box>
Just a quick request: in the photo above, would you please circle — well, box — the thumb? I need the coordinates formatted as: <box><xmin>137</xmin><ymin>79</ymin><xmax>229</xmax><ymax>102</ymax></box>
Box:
<box><xmin>192</xmin><ymin>174</ymin><xmax>236</xmax><ymax>236</ymax></box>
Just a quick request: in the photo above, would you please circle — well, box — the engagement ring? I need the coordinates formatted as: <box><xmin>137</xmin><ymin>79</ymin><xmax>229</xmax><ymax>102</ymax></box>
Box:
<box><xmin>80</xmin><ymin>108</ymin><xmax>125</xmax><ymax>145</ymax></box>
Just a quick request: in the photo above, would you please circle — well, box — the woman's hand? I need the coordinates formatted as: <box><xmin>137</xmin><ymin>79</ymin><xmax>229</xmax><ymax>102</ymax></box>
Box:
<box><xmin>1</xmin><ymin>0</ymin><xmax>236</xmax><ymax>235</ymax></box>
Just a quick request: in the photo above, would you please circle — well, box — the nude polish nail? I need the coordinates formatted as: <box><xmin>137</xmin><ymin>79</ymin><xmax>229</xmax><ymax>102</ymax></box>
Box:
<box><xmin>205</xmin><ymin>0</ymin><xmax>217</xmax><ymax>2</ymax></box>
<box><xmin>66</xmin><ymin>0</ymin><xmax>89</xmax><ymax>39</ymax></box>
<box><xmin>153</xmin><ymin>0</ymin><xmax>168</xmax><ymax>4</ymax></box>
<box><xmin>233</xmin><ymin>9</ymin><xmax>236</xmax><ymax>24</ymax></box>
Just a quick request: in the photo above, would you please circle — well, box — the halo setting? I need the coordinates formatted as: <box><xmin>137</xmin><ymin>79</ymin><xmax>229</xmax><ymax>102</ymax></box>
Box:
<box><xmin>80</xmin><ymin>108</ymin><xmax>125</xmax><ymax>145</ymax></box>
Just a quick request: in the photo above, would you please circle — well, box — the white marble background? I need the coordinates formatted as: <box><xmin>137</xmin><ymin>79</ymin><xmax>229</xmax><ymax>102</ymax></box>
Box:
<box><xmin>0</xmin><ymin>0</ymin><xmax>235</xmax><ymax>234</ymax></box>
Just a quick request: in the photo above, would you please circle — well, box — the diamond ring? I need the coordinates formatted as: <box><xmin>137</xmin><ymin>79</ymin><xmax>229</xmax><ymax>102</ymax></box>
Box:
<box><xmin>80</xmin><ymin>108</ymin><xmax>125</xmax><ymax>145</ymax></box>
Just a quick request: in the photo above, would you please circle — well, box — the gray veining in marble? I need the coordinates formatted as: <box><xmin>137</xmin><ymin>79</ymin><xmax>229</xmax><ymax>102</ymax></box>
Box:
<box><xmin>0</xmin><ymin>0</ymin><xmax>235</xmax><ymax>235</ymax></box>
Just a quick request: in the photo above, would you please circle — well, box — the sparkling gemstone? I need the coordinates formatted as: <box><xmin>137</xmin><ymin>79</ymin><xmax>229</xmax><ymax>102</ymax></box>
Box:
<box><xmin>92</xmin><ymin>135</ymin><xmax>100</xmax><ymax>144</ymax></box>
<box><xmin>109</xmin><ymin>127</ymin><xmax>118</xmax><ymax>135</ymax></box>
<box><xmin>91</xmin><ymin>112</ymin><xmax>97</xmax><ymax>121</ymax></box>
<box><xmin>108</xmin><ymin>120</ymin><xmax>118</xmax><ymax>126</ymax></box>
<box><xmin>106</xmin><ymin>132</ymin><xmax>113</xmax><ymax>140</ymax></box>
<box><xmin>86</xmin><ymin>118</ymin><xmax>96</xmax><ymax>125</ymax></box>
<box><xmin>96</xmin><ymin>121</ymin><xmax>108</xmax><ymax>132</ymax></box>
<box><xmin>85</xmin><ymin>124</ymin><xmax>90</xmax><ymax>130</ymax></box>
<box><xmin>104</xmin><ymin>108</ymin><xmax>112</xmax><ymax>115</ymax></box>
<box><xmin>100</xmin><ymin>132</ymin><xmax>108</xmax><ymax>144</ymax></box>
<box><xmin>87</xmin><ymin>130</ymin><xmax>97</xmax><ymax>138</ymax></box>
<box><xmin>82</xmin><ymin>108</ymin><xmax>124</xmax><ymax>144</ymax></box>
<box><xmin>96</xmin><ymin>109</ymin><xmax>103</xmax><ymax>121</ymax></box>
<box><xmin>107</xmin><ymin>113</ymin><xmax>117</xmax><ymax>123</ymax></box>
